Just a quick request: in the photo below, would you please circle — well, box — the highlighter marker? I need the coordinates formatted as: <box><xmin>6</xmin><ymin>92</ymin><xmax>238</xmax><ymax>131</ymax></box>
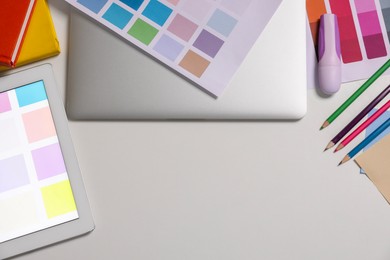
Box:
<box><xmin>318</xmin><ymin>14</ymin><xmax>341</xmax><ymax>95</ymax></box>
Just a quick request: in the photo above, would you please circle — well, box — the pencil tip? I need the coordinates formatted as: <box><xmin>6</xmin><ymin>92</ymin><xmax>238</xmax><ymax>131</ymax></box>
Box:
<box><xmin>334</xmin><ymin>144</ymin><xmax>344</xmax><ymax>153</ymax></box>
<box><xmin>321</xmin><ymin>121</ymin><xmax>330</xmax><ymax>130</ymax></box>
<box><xmin>339</xmin><ymin>155</ymin><xmax>350</xmax><ymax>166</ymax></box>
<box><xmin>324</xmin><ymin>142</ymin><xmax>334</xmax><ymax>151</ymax></box>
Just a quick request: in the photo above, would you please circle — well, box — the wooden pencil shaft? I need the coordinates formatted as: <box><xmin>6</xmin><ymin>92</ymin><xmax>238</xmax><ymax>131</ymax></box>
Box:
<box><xmin>330</xmin><ymin>84</ymin><xmax>390</xmax><ymax>144</ymax></box>
<box><xmin>325</xmin><ymin>59</ymin><xmax>390</xmax><ymax>125</ymax></box>
<box><xmin>341</xmin><ymin>100</ymin><xmax>390</xmax><ymax>147</ymax></box>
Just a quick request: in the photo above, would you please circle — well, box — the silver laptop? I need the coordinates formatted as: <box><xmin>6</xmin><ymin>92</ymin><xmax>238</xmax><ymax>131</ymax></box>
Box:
<box><xmin>66</xmin><ymin>0</ymin><xmax>307</xmax><ymax>120</ymax></box>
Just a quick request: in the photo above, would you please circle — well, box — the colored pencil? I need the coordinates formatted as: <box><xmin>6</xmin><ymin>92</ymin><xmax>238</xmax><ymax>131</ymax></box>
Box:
<box><xmin>324</xmin><ymin>84</ymin><xmax>390</xmax><ymax>151</ymax></box>
<box><xmin>321</xmin><ymin>59</ymin><xmax>390</xmax><ymax>130</ymax></box>
<box><xmin>335</xmin><ymin>100</ymin><xmax>390</xmax><ymax>152</ymax></box>
<box><xmin>339</xmin><ymin>117</ymin><xmax>390</xmax><ymax>165</ymax></box>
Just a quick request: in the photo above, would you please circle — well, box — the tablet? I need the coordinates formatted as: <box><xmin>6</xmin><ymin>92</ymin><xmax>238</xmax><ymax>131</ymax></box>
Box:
<box><xmin>0</xmin><ymin>64</ymin><xmax>94</xmax><ymax>259</ymax></box>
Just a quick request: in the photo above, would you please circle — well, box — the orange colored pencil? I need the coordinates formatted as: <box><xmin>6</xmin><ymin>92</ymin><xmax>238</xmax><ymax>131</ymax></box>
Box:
<box><xmin>335</xmin><ymin>99</ymin><xmax>390</xmax><ymax>152</ymax></box>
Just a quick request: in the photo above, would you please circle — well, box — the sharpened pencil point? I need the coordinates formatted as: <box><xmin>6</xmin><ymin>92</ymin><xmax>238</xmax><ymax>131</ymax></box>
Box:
<box><xmin>324</xmin><ymin>141</ymin><xmax>335</xmax><ymax>151</ymax></box>
<box><xmin>321</xmin><ymin>121</ymin><xmax>330</xmax><ymax>130</ymax></box>
<box><xmin>339</xmin><ymin>155</ymin><xmax>351</xmax><ymax>166</ymax></box>
<box><xmin>334</xmin><ymin>144</ymin><xmax>344</xmax><ymax>153</ymax></box>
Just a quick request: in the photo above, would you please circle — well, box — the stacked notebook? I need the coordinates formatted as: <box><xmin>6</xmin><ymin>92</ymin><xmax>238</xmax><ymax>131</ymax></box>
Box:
<box><xmin>0</xmin><ymin>0</ymin><xmax>60</xmax><ymax>71</ymax></box>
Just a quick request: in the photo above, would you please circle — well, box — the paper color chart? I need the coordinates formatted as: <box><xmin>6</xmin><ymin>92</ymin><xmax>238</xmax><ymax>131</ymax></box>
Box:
<box><xmin>0</xmin><ymin>81</ymin><xmax>78</xmax><ymax>243</ymax></box>
<box><xmin>307</xmin><ymin>0</ymin><xmax>390</xmax><ymax>82</ymax></box>
<box><xmin>64</xmin><ymin>0</ymin><xmax>282</xmax><ymax>96</ymax></box>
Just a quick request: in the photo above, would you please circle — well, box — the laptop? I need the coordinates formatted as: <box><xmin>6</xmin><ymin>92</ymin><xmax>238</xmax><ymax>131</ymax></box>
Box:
<box><xmin>66</xmin><ymin>0</ymin><xmax>307</xmax><ymax>120</ymax></box>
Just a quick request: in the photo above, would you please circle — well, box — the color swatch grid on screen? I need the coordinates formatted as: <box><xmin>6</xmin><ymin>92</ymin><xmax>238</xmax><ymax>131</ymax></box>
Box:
<box><xmin>0</xmin><ymin>82</ymin><xmax>78</xmax><ymax>243</ymax></box>
<box><xmin>64</xmin><ymin>0</ymin><xmax>281</xmax><ymax>96</ymax></box>
<box><xmin>307</xmin><ymin>0</ymin><xmax>389</xmax><ymax>64</ymax></box>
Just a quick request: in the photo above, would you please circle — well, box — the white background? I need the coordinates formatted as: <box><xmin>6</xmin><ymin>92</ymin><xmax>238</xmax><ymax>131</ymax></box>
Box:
<box><xmin>8</xmin><ymin>0</ymin><xmax>390</xmax><ymax>259</ymax></box>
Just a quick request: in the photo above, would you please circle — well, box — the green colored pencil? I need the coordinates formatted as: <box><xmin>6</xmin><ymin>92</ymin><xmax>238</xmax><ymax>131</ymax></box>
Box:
<box><xmin>320</xmin><ymin>59</ymin><xmax>390</xmax><ymax>130</ymax></box>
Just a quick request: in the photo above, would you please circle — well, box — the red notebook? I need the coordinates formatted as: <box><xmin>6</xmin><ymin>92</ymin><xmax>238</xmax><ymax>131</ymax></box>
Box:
<box><xmin>0</xmin><ymin>0</ymin><xmax>36</xmax><ymax>67</ymax></box>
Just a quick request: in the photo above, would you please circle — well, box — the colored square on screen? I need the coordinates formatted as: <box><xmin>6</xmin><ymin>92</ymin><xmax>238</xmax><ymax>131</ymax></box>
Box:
<box><xmin>103</xmin><ymin>3</ymin><xmax>133</xmax><ymax>29</ymax></box>
<box><xmin>0</xmin><ymin>118</ymin><xmax>21</xmax><ymax>155</ymax></box>
<box><xmin>32</xmin><ymin>143</ymin><xmax>66</xmax><ymax>180</ymax></box>
<box><xmin>142</xmin><ymin>0</ymin><xmax>173</xmax><ymax>26</ymax></box>
<box><xmin>179</xmin><ymin>50</ymin><xmax>210</xmax><ymax>77</ymax></box>
<box><xmin>41</xmin><ymin>180</ymin><xmax>77</xmax><ymax>218</ymax></box>
<box><xmin>181</xmin><ymin>0</ymin><xmax>212</xmax><ymax>22</ymax></box>
<box><xmin>120</xmin><ymin>0</ymin><xmax>144</xmax><ymax>10</ymax></box>
<box><xmin>0</xmin><ymin>155</ymin><xmax>29</xmax><ymax>193</ymax></box>
<box><xmin>15</xmin><ymin>81</ymin><xmax>47</xmax><ymax>107</ymax></box>
<box><xmin>22</xmin><ymin>107</ymin><xmax>56</xmax><ymax>143</ymax></box>
<box><xmin>0</xmin><ymin>191</ymin><xmax>39</xmax><ymax>234</ymax></box>
<box><xmin>0</xmin><ymin>92</ymin><xmax>11</xmax><ymax>113</ymax></box>
<box><xmin>77</xmin><ymin>0</ymin><xmax>108</xmax><ymax>13</ymax></box>
<box><xmin>128</xmin><ymin>19</ymin><xmax>159</xmax><ymax>45</ymax></box>
<box><xmin>166</xmin><ymin>0</ymin><xmax>179</xmax><ymax>5</ymax></box>
<box><xmin>207</xmin><ymin>9</ymin><xmax>238</xmax><ymax>37</ymax></box>
<box><xmin>193</xmin><ymin>30</ymin><xmax>224</xmax><ymax>58</ymax></box>
<box><xmin>221</xmin><ymin>0</ymin><xmax>252</xmax><ymax>15</ymax></box>
<box><xmin>168</xmin><ymin>14</ymin><xmax>198</xmax><ymax>41</ymax></box>
<box><xmin>153</xmin><ymin>35</ymin><xmax>184</xmax><ymax>61</ymax></box>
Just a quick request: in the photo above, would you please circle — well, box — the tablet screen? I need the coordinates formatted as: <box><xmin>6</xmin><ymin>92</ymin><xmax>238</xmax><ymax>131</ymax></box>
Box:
<box><xmin>0</xmin><ymin>81</ymin><xmax>79</xmax><ymax>243</ymax></box>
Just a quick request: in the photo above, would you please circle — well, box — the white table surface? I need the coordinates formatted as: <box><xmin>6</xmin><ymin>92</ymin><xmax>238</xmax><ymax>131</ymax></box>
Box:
<box><xmin>11</xmin><ymin>0</ymin><xmax>390</xmax><ymax>259</ymax></box>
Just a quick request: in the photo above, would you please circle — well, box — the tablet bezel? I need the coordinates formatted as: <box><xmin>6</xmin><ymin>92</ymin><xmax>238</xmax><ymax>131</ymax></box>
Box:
<box><xmin>0</xmin><ymin>64</ymin><xmax>94</xmax><ymax>259</ymax></box>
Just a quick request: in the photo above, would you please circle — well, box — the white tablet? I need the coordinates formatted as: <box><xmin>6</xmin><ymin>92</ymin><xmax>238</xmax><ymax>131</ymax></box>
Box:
<box><xmin>0</xmin><ymin>64</ymin><xmax>94</xmax><ymax>259</ymax></box>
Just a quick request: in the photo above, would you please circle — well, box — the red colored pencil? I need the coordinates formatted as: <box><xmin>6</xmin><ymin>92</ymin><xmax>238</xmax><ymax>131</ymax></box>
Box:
<box><xmin>335</xmin><ymin>99</ymin><xmax>390</xmax><ymax>152</ymax></box>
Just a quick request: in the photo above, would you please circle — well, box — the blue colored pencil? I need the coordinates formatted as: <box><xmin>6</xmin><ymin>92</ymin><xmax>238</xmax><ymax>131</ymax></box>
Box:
<box><xmin>339</xmin><ymin>117</ymin><xmax>390</xmax><ymax>165</ymax></box>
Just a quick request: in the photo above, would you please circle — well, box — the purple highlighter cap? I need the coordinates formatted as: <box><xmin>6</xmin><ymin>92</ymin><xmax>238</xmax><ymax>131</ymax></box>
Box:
<box><xmin>318</xmin><ymin>14</ymin><xmax>341</xmax><ymax>60</ymax></box>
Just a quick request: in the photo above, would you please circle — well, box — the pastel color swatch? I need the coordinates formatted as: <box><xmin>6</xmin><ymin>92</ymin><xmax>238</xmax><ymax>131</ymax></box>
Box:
<box><xmin>128</xmin><ymin>19</ymin><xmax>158</xmax><ymax>45</ymax></box>
<box><xmin>0</xmin><ymin>191</ymin><xmax>39</xmax><ymax>234</ymax></box>
<box><xmin>153</xmin><ymin>34</ymin><xmax>184</xmax><ymax>61</ymax></box>
<box><xmin>142</xmin><ymin>0</ymin><xmax>172</xmax><ymax>26</ymax></box>
<box><xmin>41</xmin><ymin>180</ymin><xmax>77</xmax><ymax>218</ymax></box>
<box><xmin>120</xmin><ymin>0</ymin><xmax>144</xmax><ymax>11</ymax></box>
<box><xmin>0</xmin><ymin>155</ymin><xmax>29</xmax><ymax>193</ymax></box>
<box><xmin>179</xmin><ymin>50</ymin><xmax>210</xmax><ymax>77</ymax></box>
<box><xmin>15</xmin><ymin>81</ymin><xmax>47</xmax><ymax>107</ymax></box>
<box><xmin>181</xmin><ymin>0</ymin><xmax>213</xmax><ymax>22</ymax></box>
<box><xmin>77</xmin><ymin>0</ymin><xmax>108</xmax><ymax>13</ymax></box>
<box><xmin>103</xmin><ymin>3</ymin><xmax>133</xmax><ymax>29</ymax></box>
<box><xmin>193</xmin><ymin>30</ymin><xmax>224</xmax><ymax>58</ymax></box>
<box><xmin>0</xmin><ymin>92</ymin><xmax>11</xmax><ymax>113</ymax></box>
<box><xmin>32</xmin><ymin>143</ymin><xmax>67</xmax><ymax>180</ymax></box>
<box><xmin>0</xmin><ymin>118</ymin><xmax>21</xmax><ymax>154</ymax></box>
<box><xmin>22</xmin><ymin>106</ymin><xmax>56</xmax><ymax>143</ymax></box>
<box><xmin>0</xmin><ymin>81</ymin><xmax>79</xmax><ymax>244</ymax></box>
<box><xmin>166</xmin><ymin>0</ymin><xmax>179</xmax><ymax>6</ymax></box>
<box><xmin>221</xmin><ymin>0</ymin><xmax>252</xmax><ymax>15</ymax></box>
<box><xmin>168</xmin><ymin>14</ymin><xmax>198</xmax><ymax>41</ymax></box>
<box><xmin>207</xmin><ymin>9</ymin><xmax>238</xmax><ymax>37</ymax></box>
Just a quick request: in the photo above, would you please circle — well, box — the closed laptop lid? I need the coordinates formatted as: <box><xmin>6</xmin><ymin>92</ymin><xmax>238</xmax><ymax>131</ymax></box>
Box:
<box><xmin>66</xmin><ymin>0</ymin><xmax>307</xmax><ymax>120</ymax></box>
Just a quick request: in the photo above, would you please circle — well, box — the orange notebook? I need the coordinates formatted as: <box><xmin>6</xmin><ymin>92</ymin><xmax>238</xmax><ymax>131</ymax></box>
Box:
<box><xmin>0</xmin><ymin>0</ymin><xmax>36</xmax><ymax>67</ymax></box>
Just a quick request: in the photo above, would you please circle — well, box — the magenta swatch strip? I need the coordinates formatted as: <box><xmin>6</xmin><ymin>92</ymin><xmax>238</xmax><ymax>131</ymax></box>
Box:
<box><xmin>354</xmin><ymin>0</ymin><xmax>387</xmax><ymax>59</ymax></box>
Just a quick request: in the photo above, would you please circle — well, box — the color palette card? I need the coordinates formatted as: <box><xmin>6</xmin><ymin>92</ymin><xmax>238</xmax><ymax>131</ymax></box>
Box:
<box><xmin>307</xmin><ymin>0</ymin><xmax>390</xmax><ymax>83</ymax></box>
<box><xmin>63</xmin><ymin>0</ymin><xmax>282</xmax><ymax>97</ymax></box>
<box><xmin>0</xmin><ymin>81</ymin><xmax>78</xmax><ymax>243</ymax></box>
